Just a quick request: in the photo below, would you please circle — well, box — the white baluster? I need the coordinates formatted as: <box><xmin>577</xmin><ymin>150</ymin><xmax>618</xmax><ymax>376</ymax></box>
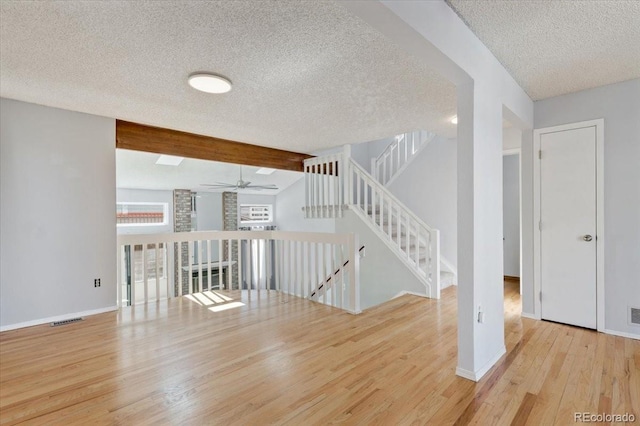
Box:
<box><xmin>379</xmin><ymin>191</ymin><xmax>384</xmax><ymax>231</ymax></box>
<box><xmin>197</xmin><ymin>240</ymin><xmax>203</xmax><ymax>293</ymax></box>
<box><xmin>142</xmin><ymin>244</ymin><xmax>148</xmax><ymax>303</ymax></box>
<box><xmin>155</xmin><ymin>243</ymin><xmax>160</xmax><ymax>301</ymax></box>
<box><xmin>187</xmin><ymin>242</ymin><xmax>193</xmax><ymax>295</ymax></box>
<box><xmin>177</xmin><ymin>242</ymin><xmax>183</xmax><ymax>297</ymax></box>
<box><xmin>129</xmin><ymin>244</ymin><xmax>136</xmax><ymax>306</ymax></box>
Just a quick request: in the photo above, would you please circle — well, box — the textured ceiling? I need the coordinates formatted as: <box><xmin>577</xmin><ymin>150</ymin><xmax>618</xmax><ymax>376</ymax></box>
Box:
<box><xmin>447</xmin><ymin>0</ymin><xmax>640</xmax><ymax>100</ymax></box>
<box><xmin>0</xmin><ymin>1</ymin><xmax>457</xmax><ymax>153</ymax></box>
<box><xmin>116</xmin><ymin>149</ymin><xmax>302</xmax><ymax>194</ymax></box>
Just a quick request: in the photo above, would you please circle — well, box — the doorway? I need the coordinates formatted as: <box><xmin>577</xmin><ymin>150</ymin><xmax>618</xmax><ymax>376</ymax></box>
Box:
<box><xmin>533</xmin><ymin>119</ymin><xmax>604</xmax><ymax>330</ymax></box>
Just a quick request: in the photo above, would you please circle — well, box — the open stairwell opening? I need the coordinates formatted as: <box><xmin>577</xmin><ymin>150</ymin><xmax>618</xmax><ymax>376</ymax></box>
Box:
<box><xmin>303</xmin><ymin>136</ymin><xmax>456</xmax><ymax>309</ymax></box>
<box><xmin>371</xmin><ymin>130</ymin><xmax>435</xmax><ymax>187</ymax></box>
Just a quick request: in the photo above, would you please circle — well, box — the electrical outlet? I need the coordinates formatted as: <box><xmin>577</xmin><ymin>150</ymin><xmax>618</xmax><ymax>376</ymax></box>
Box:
<box><xmin>94</xmin><ymin>278</ymin><xmax>101</xmax><ymax>288</ymax></box>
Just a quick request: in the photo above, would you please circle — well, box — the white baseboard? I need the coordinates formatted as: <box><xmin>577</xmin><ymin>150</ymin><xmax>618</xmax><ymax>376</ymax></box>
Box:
<box><xmin>440</xmin><ymin>256</ymin><xmax>457</xmax><ymax>277</ymax></box>
<box><xmin>455</xmin><ymin>366</ymin><xmax>478</xmax><ymax>381</ymax></box>
<box><xmin>456</xmin><ymin>346</ymin><xmax>506</xmax><ymax>382</ymax></box>
<box><xmin>0</xmin><ymin>306</ymin><xmax>118</xmax><ymax>332</ymax></box>
<box><xmin>604</xmin><ymin>328</ymin><xmax>640</xmax><ymax>340</ymax></box>
<box><xmin>520</xmin><ymin>312</ymin><xmax>538</xmax><ymax>320</ymax></box>
<box><xmin>393</xmin><ymin>290</ymin><xmax>429</xmax><ymax>299</ymax></box>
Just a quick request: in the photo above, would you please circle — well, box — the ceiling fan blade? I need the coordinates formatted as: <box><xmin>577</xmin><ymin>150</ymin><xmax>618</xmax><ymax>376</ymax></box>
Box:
<box><xmin>247</xmin><ymin>185</ymin><xmax>279</xmax><ymax>190</ymax></box>
<box><xmin>201</xmin><ymin>183</ymin><xmax>236</xmax><ymax>188</ymax></box>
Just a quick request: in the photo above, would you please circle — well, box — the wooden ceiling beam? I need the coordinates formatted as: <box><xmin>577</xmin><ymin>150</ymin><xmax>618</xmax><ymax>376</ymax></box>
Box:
<box><xmin>115</xmin><ymin>120</ymin><xmax>313</xmax><ymax>172</ymax></box>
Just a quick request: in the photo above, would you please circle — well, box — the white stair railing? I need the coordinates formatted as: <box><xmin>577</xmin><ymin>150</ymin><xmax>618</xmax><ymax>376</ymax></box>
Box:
<box><xmin>371</xmin><ymin>130</ymin><xmax>435</xmax><ymax>186</ymax></box>
<box><xmin>303</xmin><ymin>153</ymin><xmax>343</xmax><ymax>218</ymax></box>
<box><xmin>304</xmin><ymin>148</ymin><xmax>440</xmax><ymax>298</ymax></box>
<box><xmin>309</xmin><ymin>245</ymin><xmax>365</xmax><ymax>302</ymax></box>
<box><xmin>117</xmin><ymin>230</ymin><xmax>361</xmax><ymax>313</ymax></box>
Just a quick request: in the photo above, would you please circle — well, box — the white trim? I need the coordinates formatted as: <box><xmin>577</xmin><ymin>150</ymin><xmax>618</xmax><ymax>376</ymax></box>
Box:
<box><xmin>533</xmin><ymin>119</ymin><xmax>605</xmax><ymax>332</ymax></box>
<box><xmin>393</xmin><ymin>290</ymin><xmax>429</xmax><ymax>299</ymax></box>
<box><xmin>441</xmin><ymin>281</ymin><xmax>455</xmax><ymax>289</ymax></box>
<box><xmin>454</xmin><ymin>367</ymin><xmax>477</xmax><ymax>381</ymax></box>
<box><xmin>604</xmin><ymin>329</ymin><xmax>640</xmax><ymax>341</ymax></box>
<box><xmin>455</xmin><ymin>346</ymin><xmax>506</xmax><ymax>382</ymax></box>
<box><xmin>347</xmin><ymin>205</ymin><xmax>434</xmax><ymax>297</ymax></box>
<box><xmin>520</xmin><ymin>312</ymin><xmax>537</xmax><ymax>320</ymax></box>
<box><xmin>502</xmin><ymin>148</ymin><xmax>521</xmax><ymax>156</ymax></box>
<box><xmin>384</xmin><ymin>131</ymin><xmax>436</xmax><ymax>187</ymax></box>
<box><xmin>518</xmin><ymin>149</ymin><xmax>523</xmax><ymax>296</ymax></box>
<box><xmin>0</xmin><ymin>306</ymin><xmax>118</xmax><ymax>332</ymax></box>
<box><xmin>440</xmin><ymin>256</ymin><xmax>457</xmax><ymax>277</ymax></box>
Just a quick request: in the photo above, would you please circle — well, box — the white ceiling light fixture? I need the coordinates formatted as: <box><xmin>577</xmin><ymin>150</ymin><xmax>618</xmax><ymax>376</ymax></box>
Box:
<box><xmin>188</xmin><ymin>72</ymin><xmax>232</xmax><ymax>94</ymax></box>
<box><xmin>156</xmin><ymin>154</ymin><xmax>184</xmax><ymax>166</ymax></box>
<box><xmin>256</xmin><ymin>168</ymin><xmax>276</xmax><ymax>175</ymax></box>
<box><xmin>450</xmin><ymin>115</ymin><xmax>458</xmax><ymax>124</ymax></box>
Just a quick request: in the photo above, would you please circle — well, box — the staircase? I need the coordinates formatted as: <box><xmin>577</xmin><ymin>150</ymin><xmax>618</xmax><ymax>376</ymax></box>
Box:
<box><xmin>371</xmin><ymin>130</ymin><xmax>435</xmax><ymax>186</ymax></box>
<box><xmin>303</xmin><ymin>144</ymin><xmax>441</xmax><ymax>299</ymax></box>
<box><xmin>309</xmin><ymin>245</ymin><xmax>365</xmax><ymax>303</ymax></box>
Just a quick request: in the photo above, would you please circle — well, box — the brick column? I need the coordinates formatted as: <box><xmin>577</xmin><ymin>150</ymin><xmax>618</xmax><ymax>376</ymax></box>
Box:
<box><xmin>173</xmin><ymin>189</ymin><xmax>192</xmax><ymax>296</ymax></box>
<box><xmin>222</xmin><ymin>192</ymin><xmax>238</xmax><ymax>289</ymax></box>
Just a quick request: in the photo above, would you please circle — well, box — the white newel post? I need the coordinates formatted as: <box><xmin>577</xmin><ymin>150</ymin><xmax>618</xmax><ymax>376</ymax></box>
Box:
<box><xmin>116</xmin><ymin>245</ymin><xmax>122</xmax><ymax>307</ymax></box>
<box><xmin>167</xmin><ymin>242</ymin><xmax>175</xmax><ymax>297</ymax></box>
<box><xmin>347</xmin><ymin>232</ymin><xmax>361</xmax><ymax>314</ymax></box>
<box><xmin>342</xmin><ymin>144</ymin><xmax>352</xmax><ymax>208</ymax></box>
<box><xmin>432</xmin><ymin>229</ymin><xmax>441</xmax><ymax>299</ymax></box>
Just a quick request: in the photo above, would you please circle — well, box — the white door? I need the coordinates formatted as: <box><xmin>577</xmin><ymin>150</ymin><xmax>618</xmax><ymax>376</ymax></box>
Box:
<box><xmin>540</xmin><ymin>125</ymin><xmax>597</xmax><ymax>329</ymax></box>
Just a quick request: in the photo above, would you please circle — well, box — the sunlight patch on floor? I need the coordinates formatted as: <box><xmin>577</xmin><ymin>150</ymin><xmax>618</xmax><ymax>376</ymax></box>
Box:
<box><xmin>209</xmin><ymin>301</ymin><xmax>245</xmax><ymax>312</ymax></box>
<box><xmin>184</xmin><ymin>291</ymin><xmax>242</xmax><ymax>312</ymax></box>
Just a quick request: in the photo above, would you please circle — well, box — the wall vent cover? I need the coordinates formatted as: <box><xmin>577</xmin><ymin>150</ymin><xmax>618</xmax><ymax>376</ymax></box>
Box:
<box><xmin>630</xmin><ymin>307</ymin><xmax>640</xmax><ymax>326</ymax></box>
<box><xmin>51</xmin><ymin>317</ymin><xmax>84</xmax><ymax>327</ymax></box>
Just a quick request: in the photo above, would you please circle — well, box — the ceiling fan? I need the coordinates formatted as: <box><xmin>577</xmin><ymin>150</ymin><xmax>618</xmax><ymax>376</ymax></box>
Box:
<box><xmin>200</xmin><ymin>166</ymin><xmax>278</xmax><ymax>191</ymax></box>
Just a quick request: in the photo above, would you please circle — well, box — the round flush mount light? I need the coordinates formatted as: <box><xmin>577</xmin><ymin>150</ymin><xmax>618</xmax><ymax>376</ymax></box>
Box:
<box><xmin>188</xmin><ymin>73</ymin><xmax>232</xmax><ymax>94</ymax></box>
<box><xmin>450</xmin><ymin>115</ymin><xmax>458</xmax><ymax>124</ymax></box>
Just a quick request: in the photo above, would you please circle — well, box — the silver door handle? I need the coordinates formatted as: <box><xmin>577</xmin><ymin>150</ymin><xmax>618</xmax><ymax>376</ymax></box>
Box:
<box><xmin>583</xmin><ymin>235</ymin><xmax>593</xmax><ymax>242</ymax></box>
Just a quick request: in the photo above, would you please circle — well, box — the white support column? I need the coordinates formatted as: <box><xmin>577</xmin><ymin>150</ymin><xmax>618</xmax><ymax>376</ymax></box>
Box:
<box><xmin>456</xmin><ymin>82</ymin><xmax>506</xmax><ymax>382</ymax></box>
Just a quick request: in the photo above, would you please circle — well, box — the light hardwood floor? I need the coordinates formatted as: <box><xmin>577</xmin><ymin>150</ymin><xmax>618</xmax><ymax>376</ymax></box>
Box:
<box><xmin>1</xmin><ymin>281</ymin><xmax>638</xmax><ymax>425</ymax></box>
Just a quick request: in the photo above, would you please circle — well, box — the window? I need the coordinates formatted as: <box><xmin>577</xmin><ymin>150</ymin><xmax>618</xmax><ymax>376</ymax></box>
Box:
<box><xmin>240</xmin><ymin>204</ymin><xmax>273</xmax><ymax>223</ymax></box>
<box><xmin>117</xmin><ymin>202</ymin><xmax>168</xmax><ymax>227</ymax></box>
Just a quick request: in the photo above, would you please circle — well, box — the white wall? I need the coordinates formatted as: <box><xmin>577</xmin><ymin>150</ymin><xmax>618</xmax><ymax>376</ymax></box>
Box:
<box><xmin>275</xmin><ymin>177</ymin><xmax>335</xmax><ymax>233</ymax></box>
<box><xmin>1</xmin><ymin>98</ymin><xmax>116</xmax><ymax>330</ymax></box>
<box><xmin>350</xmin><ymin>137</ymin><xmax>395</xmax><ymax>173</ymax></box>
<box><xmin>387</xmin><ymin>136</ymin><xmax>457</xmax><ymax>271</ymax></box>
<box><xmin>343</xmin><ymin>0</ymin><xmax>534</xmax><ymax>380</ymax></box>
<box><xmin>195</xmin><ymin>192</ymin><xmax>223</xmax><ymax>231</ymax></box>
<box><xmin>193</xmin><ymin>192</ymin><xmax>223</xmax><ymax>262</ymax></box>
<box><xmin>116</xmin><ymin>188</ymin><xmax>173</xmax><ymax>235</ymax></box>
<box><xmin>530</xmin><ymin>78</ymin><xmax>640</xmax><ymax>337</ymax></box>
<box><xmin>502</xmin><ymin>154</ymin><xmax>520</xmax><ymax>277</ymax></box>
<box><xmin>503</xmin><ymin>127</ymin><xmax>522</xmax><ymax>151</ymax></box>
<box><xmin>335</xmin><ymin>210</ymin><xmax>427</xmax><ymax>310</ymax></box>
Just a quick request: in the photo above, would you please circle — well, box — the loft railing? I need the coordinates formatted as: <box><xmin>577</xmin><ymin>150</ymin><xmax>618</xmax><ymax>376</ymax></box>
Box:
<box><xmin>371</xmin><ymin>130</ymin><xmax>435</xmax><ymax>186</ymax></box>
<box><xmin>303</xmin><ymin>153</ymin><xmax>344</xmax><ymax>219</ymax></box>
<box><xmin>116</xmin><ymin>230</ymin><xmax>361</xmax><ymax>313</ymax></box>
<box><xmin>309</xmin><ymin>245</ymin><xmax>365</xmax><ymax>302</ymax></box>
<box><xmin>304</xmin><ymin>146</ymin><xmax>440</xmax><ymax>298</ymax></box>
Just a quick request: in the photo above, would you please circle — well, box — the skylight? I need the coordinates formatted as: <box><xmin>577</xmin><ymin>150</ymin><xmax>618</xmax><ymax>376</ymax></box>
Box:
<box><xmin>155</xmin><ymin>155</ymin><xmax>184</xmax><ymax>166</ymax></box>
<box><xmin>256</xmin><ymin>167</ymin><xmax>276</xmax><ymax>175</ymax></box>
